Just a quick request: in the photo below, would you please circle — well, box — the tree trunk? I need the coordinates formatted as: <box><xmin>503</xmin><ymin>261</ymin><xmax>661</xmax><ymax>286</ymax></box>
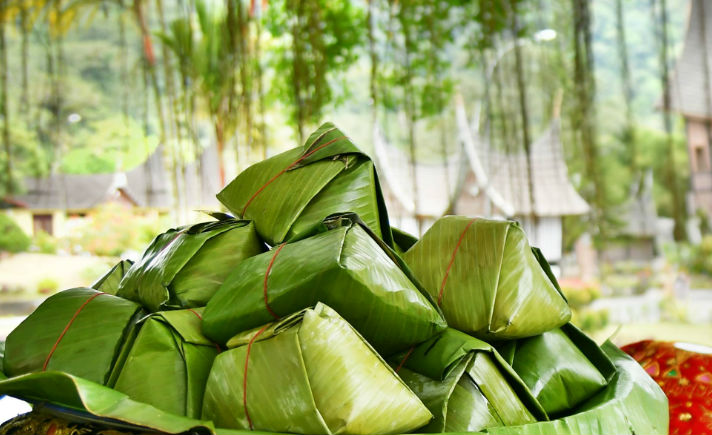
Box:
<box><xmin>133</xmin><ymin>0</ymin><xmax>178</xmax><ymax>219</ymax></box>
<box><xmin>615</xmin><ymin>0</ymin><xmax>640</xmax><ymax>194</ymax></box>
<box><xmin>397</xmin><ymin>3</ymin><xmax>421</xmax><ymax>234</ymax></box>
<box><xmin>255</xmin><ymin>11</ymin><xmax>267</xmax><ymax>158</ymax></box>
<box><xmin>291</xmin><ymin>0</ymin><xmax>305</xmax><ymax>144</ymax></box>
<box><xmin>156</xmin><ymin>0</ymin><xmax>186</xmax><ymax>221</ymax></box>
<box><xmin>237</xmin><ymin>0</ymin><xmax>253</xmax><ymax>157</ymax></box>
<box><xmin>118</xmin><ymin>0</ymin><xmax>130</xmax><ymax>168</ymax></box>
<box><xmin>0</xmin><ymin>5</ymin><xmax>11</xmax><ymax>195</ymax></box>
<box><xmin>652</xmin><ymin>0</ymin><xmax>687</xmax><ymax>241</ymax></box>
<box><xmin>368</xmin><ymin>0</ymin><xmax>378</xmax><ymax>139</ymax></box>
<box><xmin>511</xmin><ymin>7</ymin><xmax>537</xmax><ymax>240</ymax></box>
<box><xmin>215</xmin><ymin>117</ymin><xmax>226</xmax><ymax>187</ymax></box>
<box><xmin>572</xmin><ymin>0</ymin><xmax>607</xmax><ymax>246</ymax></box>
<box><xmin>19</xmin><ymin>6</ymin><xmax>29</xmax><ymax>115</ymax></box>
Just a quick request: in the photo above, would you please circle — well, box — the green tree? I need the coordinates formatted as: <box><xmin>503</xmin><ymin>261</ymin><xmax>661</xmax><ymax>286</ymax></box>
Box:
<box><xmin>265</xmin><ymin>0</ymin><xmax>364</xmax><ymax>143</ymax></box>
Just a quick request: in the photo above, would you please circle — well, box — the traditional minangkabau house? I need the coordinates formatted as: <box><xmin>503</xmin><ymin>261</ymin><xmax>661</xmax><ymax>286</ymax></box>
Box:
<box><xmin>373</xmin><ymin>98</ymin><xmax>589</xmax><ymax>266</ymax></box>
<box><xmin>2</xmin><ymin>146</ymin><xmax>220</xmax><ymax>238</ymax></box>
<box><xmin>668</xmin><ymin>0</ymin><xmax>712</xmax><ymax>217</ymax></box>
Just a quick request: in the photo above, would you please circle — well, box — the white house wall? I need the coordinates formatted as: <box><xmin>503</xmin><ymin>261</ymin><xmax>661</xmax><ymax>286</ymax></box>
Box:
<box><xmin>519</xmin><ymin>216</ymin><xmax>562</xmax><ymax>263</ymax></box>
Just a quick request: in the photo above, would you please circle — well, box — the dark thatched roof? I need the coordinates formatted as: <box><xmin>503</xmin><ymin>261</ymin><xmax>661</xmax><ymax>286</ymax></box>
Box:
<box><xmin>11</xmin><ymin>146</ymin><xmax>220</xmax><ymax>211</ymax></box>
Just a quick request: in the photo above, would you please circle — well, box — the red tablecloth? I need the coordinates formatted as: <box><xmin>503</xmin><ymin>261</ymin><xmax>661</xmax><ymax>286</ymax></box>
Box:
<box><xmin>622</xmin><ymin>340</ymin><xmax>712</xmax><ymax>435</ymax></box>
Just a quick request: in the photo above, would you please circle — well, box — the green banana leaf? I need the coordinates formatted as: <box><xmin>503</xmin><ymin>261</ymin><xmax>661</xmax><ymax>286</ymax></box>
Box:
<box><xmin>0</xmin><ymin>371</ymin><xmax>214</xmax><ymax>434</ymax></box>
<box><xmin>0</xmin><ymin>341</ymin><xmax>5</xmax><ymax>380</ymax></box>
<box><xmin>403</xmin><ymin>216</ymin><xmax>571</xmax><ymax>340</ymax></box>
<box><xmin>91</xmin><ymin>260</ymin><xmax>134</xmax><ymax>294</ymax></box>
<box><xmin>109</xmin><ymin>308</ymin><xmax>220</xmax><ymax>419</ymax></box>
<box><xmin>202</xmin><ymin>303</ymin><xmax>432</xmax><ymax>434</ymax></box>
<box><xmin>117</xmin><ymin>219</ymin><xmax>265</xmax><ymax>312</ymax></box>
<box><xmin>496</xmin><ymin>324</ymin><xmax>617</xmax><ymax>416</ymax></box>
<box><xmin>203</xmin><ymin>213</ymin><xmax>446</xmax><ymax>354</ymax></box>
<box><xmin>216</xmin><ymin>122</ymin><xmax>393</xmax><ymax>247</ymax></box>
<box><xmin>484</xmin><ymin>342</ymin><xmax>668</xmax><ymax>435</ymax></box>
<box><xmin>0</xmin><ymin>341</ymin><xmax>667</xmax><ymax>435</ymax></box>
<box><xmin>4</xmin><ymin>288</ymin><xmax>143</xmax><ymax>385</ymax></box>
<box><xmin>395</xmin><ymin>328</ymin><xmax>546</xmax><ymax>433</ymax></box>
<box><xmin>392</xmin><ymin>227</ymin><xmax>419</xmax><ymax>255</ymax></box>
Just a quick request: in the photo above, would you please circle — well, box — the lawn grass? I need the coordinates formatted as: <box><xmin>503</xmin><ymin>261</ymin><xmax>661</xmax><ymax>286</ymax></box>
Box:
<box><xmin>592</xmin><ymin>322</ymin><xmax>712</xmax><ymax>347</ymax></box>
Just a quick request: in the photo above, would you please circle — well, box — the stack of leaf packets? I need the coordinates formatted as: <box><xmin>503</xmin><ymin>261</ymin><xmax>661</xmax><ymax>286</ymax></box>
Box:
<box><xmin>117</xmin><ymin>219</ymin><xmax>264</xmax><ymax>312</ymax></box>
<box><xmin>202</xmin><ymin>303</ymin><xmax>432</xmax><ymax>434</ymax></box>
<box><xmin>203</xmin><ymin>213</ymin><xmax>446</xmax><ymax>354</ymax></box>
<box><xmin>0</xmin><ymin>122</ymin><xmax>670</xmax><ymax>435</ymax></box>
<box><xmin>91</xmin><ymin>259</ymin><xmax>133</xmax><ymax>294</ymax></box>
<box><xmin>394</xmin><ymin>328</ymin><xmax>546</xmax><ymax>433</ymax></box>
<box><xmin>216</xmin><ymin>122</ymin><xmax>393</xmax><ymax>246</ymax></box>
<box><xmin>109</xmin><ymin>308</ymin><xmax>220</xmax><ymax>418</ymax></box>
<box><xmin>496</xmin><ymin>324</ymin><xmax>616</xmax><ymax>416</ymax></box>
<box><xmin>4</xmin><ymin>288</ymin><xmax>143</xmax><ymax>385</ymax></box>
<box><xmin>403</xmin><ymin>216</ymin><xmax>571</xmax><ymax>340</ymax></box>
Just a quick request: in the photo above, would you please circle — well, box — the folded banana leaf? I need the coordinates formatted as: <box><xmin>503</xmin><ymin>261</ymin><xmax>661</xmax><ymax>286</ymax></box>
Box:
<box><xmin>485</xmin><ymin>342</ymin><xmax>668</xmax><ymax>435</ymax></box>
<box><xmin>3</xmin><ymin>288</ymin><xmax>143</xmax><ymax>385</ymax></box>
<box><xmin>497</xmin><ymin>324</ymin><xmax>617</xmax><ymax>416</ymax></box>
<box><xmin>117</xmin><ymin>219</ymin><xmax>265</xmax><ymax>312</ymax></box>
<box><xmin>403</xmin><ymin>216</ymin><xmax>571</xmax><ymax>340</ymax></box>
<box><xmin>216</xmin><ymin>122</ymin><xmax>393</xmax><ymax>247</ymax></box>
<box><xmin>202</xmin><ymin>303</ymin><xmax>432</xmax><ymax>434</ymax></box>
<box><xmin>392</xmin><ymin>227</ymin><xmax>418</xmax><ymax>255</ymax></box>
<box><xmin>0</xmin><ymin>371</ymin><xmax>214</xmax><ymax>434</ymax></box>
<box><xmin>91</xmin><ymin>259</ymin><xmax>133</xmax><ymax>294</ymax></box>
<box><xmin>394</xmin><ymin>328</ymin><xmax>546</xmax><ymax>433</ymax></box>
<box><xmin>0</xmin><ymin>341</ymin><xmax>5</xmax><ymax>380</ymax></box>
<box><xmin>109</xmin><ymin>308</ymin><xmax>220</xmax><ymax>419</ymax></box>
<box><xmin>203</xmin><ymin>213</ymin><xmax>446</xmax><ymax>354</ymax></box>
<box><xmin>0</xmin><ymin>339</ymin><xmax>669</xmax><ymax>434</ymax></box>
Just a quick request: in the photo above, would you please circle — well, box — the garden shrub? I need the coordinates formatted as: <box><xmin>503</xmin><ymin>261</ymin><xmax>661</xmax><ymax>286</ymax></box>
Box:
<box><xmin>0</xmin><ymin>213</ymin><xmax>31</xmax><ymax>253</ymax></box>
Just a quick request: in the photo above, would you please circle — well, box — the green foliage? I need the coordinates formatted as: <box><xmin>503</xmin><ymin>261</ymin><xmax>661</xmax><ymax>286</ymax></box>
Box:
<box><xmin>61</xmin><ymin>116</ymin><xmax>158</xmax><ymax>174</ymax></box>
<box><xmin>265</xmin><ymin>0</ymin><xmax>365</xmax><ymax>137</ymax></box>
<box><xmin>687</xmin><ymin>235</ymin><xmax>712</xmax><ymax>276</ymax></box>
<box><xmin>0</xmin><ymin>213</ymin><xmax>31</xmax><ymax>253</ymax></box>
<box><xmin>561</xmin><ymin>281</ymin><xmax>602</xmax><ymax>310</ymax></box>
<box><xmin>0</xmin><ymin>121</ymin><xmax>48</xmax><ymax>196</ymax></box>
<box><xmin>560</xmin><ymin>279</ymin><xmax>608</xmax><ymax>332</ymax></box>
<box><xmin>33</xmin><ymin>230</ymin><xmax>57</xmax><ymax>254</ymax></box>
<box><xmin>697</xmin><ymin>208</ymin><xmax>711</xmax><ymax>236</ymax></box>
<box><xmin>571</xmin><ymin>308</ymin><xmax>610</xmax><ymax>333</ymax></box>
<box><xmin>71</xmin><ymin>203</ymin><xmax>166</xmax><ymax>257</ymax></box>
<box><xmin>36</xmin><ymin>277</ymin><xmax>59</xmax><ymax>295</ymax></box>
<box><xmin>637</xmin><ymin>127</ymin><xmax>688</xmax><ymax>218</ymax></box>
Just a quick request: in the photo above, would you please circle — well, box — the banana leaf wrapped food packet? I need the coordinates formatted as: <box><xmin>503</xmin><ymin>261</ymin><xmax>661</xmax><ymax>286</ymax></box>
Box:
<box><xmin>394</xmin><ymin>328</ymin><xmax>546</xmax><ymax>433</ymax></box>
<box><xmin>109</xmin><ymin>308</ymin><xmax>220</xmax><ymax>419</ymax></box>
<box><xmin>202</xmin><ymin>303</ymin><xmax>433</xmax><ymax>434</ymax></box>
<box><xmin>203</xmin><ymin>213</ymin><xmax>446</xmax><ymax>354</ymax></box>
<box><xmin>403</xmin><ymin>216</ymin><xmax>571</xmax><ymax>340</ymax></box>
<box><xmin>91</xmin><ymin>259</ymin><xmax>133</xmax><ymax>294</ymax></box>
<box><xmin>3</xmin><ymin>288</ymin><xmax>143</xmax><ymax>385</ymax></box>
<box><xmin>117</xmin><ymin>218</ymin><xmax>265</xmax><ymax>312</ymax></box>
<box><xmin>216</xmin><ymin>122</ymin><xmax>393</xmax><ymax>246</ymax></box>
<box><xmin>0</xmin><ymin>341</ymin><xmax>5</xmax><ymax>379</ymax></box>
<box><xmin>496</xmin><ymin>324</ymin><xmax>616</xmax><ymax>416</ymax></box>
<box><xmin>392</xmin><ymin>227</ymin><xmax>419</xmax><ymax>255</ymax></box>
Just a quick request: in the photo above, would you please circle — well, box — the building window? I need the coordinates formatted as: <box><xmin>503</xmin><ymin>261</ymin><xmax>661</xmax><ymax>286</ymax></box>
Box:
<box><xmin>33</xmin><ymin>214</ymin><xmax>53</xmax><ymax>236</ymax></box>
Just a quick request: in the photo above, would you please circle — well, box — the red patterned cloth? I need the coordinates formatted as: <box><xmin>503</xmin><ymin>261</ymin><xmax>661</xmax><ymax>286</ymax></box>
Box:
<box><xmin>622</xmin><ymin>340</ymin><xmax>712</xmax><ymax>435</ymax></box>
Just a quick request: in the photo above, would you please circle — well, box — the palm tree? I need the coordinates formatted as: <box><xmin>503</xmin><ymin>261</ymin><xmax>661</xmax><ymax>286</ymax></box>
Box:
<box><xmin>193</xmin><ymin>1</ymin><xmax>239</xmax><ymax>187</ymax></box>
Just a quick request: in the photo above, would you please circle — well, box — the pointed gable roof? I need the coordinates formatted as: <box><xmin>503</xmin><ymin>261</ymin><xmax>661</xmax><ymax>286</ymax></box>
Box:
<box><xmin>669</xmin><ymin>0</ymin><xmax>712</xmax><ymax>118</ymax></box>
